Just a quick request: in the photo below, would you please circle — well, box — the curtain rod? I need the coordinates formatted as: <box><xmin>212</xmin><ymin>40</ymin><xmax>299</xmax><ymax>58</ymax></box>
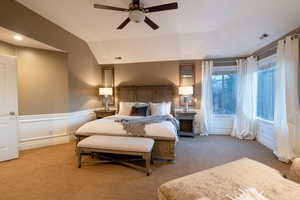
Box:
<box><xmin>215</xmin><ymin>59</ymin><xmax>245</xmax><ymax>63</ymax></box>
<box><xmin>252</xmin><ymin>33</ymin><xmax>300</xmax><ymax>59</ymax></box>
<box><xmin>202</xmin><ymin>57</ymin><xmax>247</xmax><ymax>62</ymax></box>
<box><xmin>203</xmin><ymin>33</ymin><xmax>300</xmax><ymax>61</ymax></box>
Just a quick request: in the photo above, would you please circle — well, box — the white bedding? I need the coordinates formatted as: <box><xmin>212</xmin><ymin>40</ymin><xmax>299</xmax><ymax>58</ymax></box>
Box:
<box><xmin>76</xmin><ymin>115</ymin><xmax>179</xmax><ymax>141</ymax></box>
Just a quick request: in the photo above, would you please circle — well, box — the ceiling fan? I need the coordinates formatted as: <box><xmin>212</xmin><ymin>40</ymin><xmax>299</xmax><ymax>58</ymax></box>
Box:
<box><xmin>94</xmin><ymin>0</ymin><xmax>178</xmax><ymax>30</ymax></box>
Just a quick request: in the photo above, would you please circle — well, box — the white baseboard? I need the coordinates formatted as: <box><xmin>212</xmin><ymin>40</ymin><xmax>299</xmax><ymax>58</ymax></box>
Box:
<box><xmin>18</xmin><ymin>109</ymin><xmax>96</xmax><ymax>151</ymax></box>
<box><xmin>19</xmin><ymin>134</ymin><xmax>71</xmax><ymax>150</ymax></box>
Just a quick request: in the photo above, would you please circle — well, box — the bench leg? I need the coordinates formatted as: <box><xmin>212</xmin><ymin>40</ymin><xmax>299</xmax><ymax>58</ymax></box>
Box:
<box><xmin>75</xmin><ymin>136</ymin><xmax>80</xmax><ymax>153</ymax></box>
<box><xmin>77</xmin><ymin>149</ymin><xmax>82</xmax><ymax>168</ymax></box>
<box><xmin>144</xmin><ymin>153</ymin><xmax>152</xmax><ymax>176</ymax></box>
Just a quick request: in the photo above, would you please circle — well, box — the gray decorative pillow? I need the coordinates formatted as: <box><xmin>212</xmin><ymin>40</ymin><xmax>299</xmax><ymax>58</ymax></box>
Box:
<box><xmin>130</xmin><ymin>106</ymin><xmax>148</xmax><ymax>116</ymax></box>
<box><xmin>135</xmin><ymin>102</ymin><xmax>149</xmax><ymax>108</ymax></box>
<box><xmin>135</xmin><ymin>102</ymin><xmax>150</xmax><ymax>115</ymax></box>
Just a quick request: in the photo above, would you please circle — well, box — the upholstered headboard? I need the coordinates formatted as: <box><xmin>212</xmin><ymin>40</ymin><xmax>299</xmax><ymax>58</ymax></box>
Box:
<box><xmin>117</xmin><ymin>85</ymin><xmax>176</xmax><ymax>114</ymax></box>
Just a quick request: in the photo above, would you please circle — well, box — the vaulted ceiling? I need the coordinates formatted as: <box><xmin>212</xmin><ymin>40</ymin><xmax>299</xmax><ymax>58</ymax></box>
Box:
<box><xmin>17</xmin><ymin>0</ymin><xmax>300</xmax><ymax>64</ymax></box>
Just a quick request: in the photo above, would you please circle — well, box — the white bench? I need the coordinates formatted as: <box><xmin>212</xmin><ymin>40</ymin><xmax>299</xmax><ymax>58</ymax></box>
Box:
<box><xmin>77</xmin><ymin>135</ymin><xmax>154</xmax><ymax>176</ymax></box>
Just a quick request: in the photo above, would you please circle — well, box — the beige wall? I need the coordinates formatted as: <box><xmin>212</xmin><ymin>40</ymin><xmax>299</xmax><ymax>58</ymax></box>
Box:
<box><xmin>17</xmin><ymin>47</ymin><xmax>68</xmax><ymax>115</ymax></box>
<box><xmin>0</xmin><ymin>0</ymin><xmax>101</xmax><ymax>113</ymax></box>
<box><xmin>0</xmin><ymin>41</ymin><xmax>16</xmax><ymax>55</ymax></box>
<box><xmin>114</xmin><ymin>60</ymin><xmax>202</xmax><ymax>108</ymax></box>
<box><xmin>0</xmin><ymin>41</ymin><xmax>68</xmax><ymax>115</ymax></box>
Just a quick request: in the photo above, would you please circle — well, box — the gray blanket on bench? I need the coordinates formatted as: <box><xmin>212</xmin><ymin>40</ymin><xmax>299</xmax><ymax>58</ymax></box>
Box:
<box><xmin>115</xmin><ymin>115</ymin><xmax>179</xmax><ymax>137</ymax></box>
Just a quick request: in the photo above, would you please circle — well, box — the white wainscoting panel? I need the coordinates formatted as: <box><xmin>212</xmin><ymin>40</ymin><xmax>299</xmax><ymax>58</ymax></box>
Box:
<box><xmin>210</xmin><ymin>115</ymin><xmax>234</xmax><ymax>135</ymax></box>
<box><xmin>175</xmin><ymin>108</ymin><xmax>234</xmax><ymax>135</ymax></box>
<box><xmin>18</xmin><ymin>109</ymin><xmax>96</xmax><ymax>150</ymax></box>
<box><xmin>68</xmin><ymin>109</ymin><xmax>96</xmax><ymax>138</ymax></box>
<box><xmin>256</xmin><ymin>119</ymin><xmax>276</xmax><ymax>150</ymax></box>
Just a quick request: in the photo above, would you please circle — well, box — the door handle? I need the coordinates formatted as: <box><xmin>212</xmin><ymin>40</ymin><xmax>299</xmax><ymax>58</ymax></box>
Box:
<box><xmin>0</xmin><ymin>112</ymin><xmax>15</xmax><ymax>117</ymax></box>
<box><xmin>9</xmin><ymin>111</ymin><xmax>15</xmax><ymax>116</ymax></box>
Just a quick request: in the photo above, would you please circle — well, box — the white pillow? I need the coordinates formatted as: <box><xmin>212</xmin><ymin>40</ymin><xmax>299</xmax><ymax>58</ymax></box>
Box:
<box><xmin>118</xmin><ymin>102</ymin><xmax>135</xmax><ymax>115</ymax></box>
<box><xmin>164</xmin><ymin>101</ymin><xmax>172</xmax><ymax>115</ymax></box>
<box><xmin>150</xmin><ymin>103</ymin><xmax>165</xmax><ymax>116</ymax></box>
<box><xmin>150</xmin><ymin>102</ymin><xmax>172</xmax><ymax>116</ymax></box>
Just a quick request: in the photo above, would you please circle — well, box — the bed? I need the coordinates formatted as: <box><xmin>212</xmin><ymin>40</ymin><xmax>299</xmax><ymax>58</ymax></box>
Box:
<box><xmin>158</xmin><ymin>158</ymin><xmax>300</xmax><ymax>200</ymax></box>
<box><xmin>75</xmin><ymin>85</ymin><xmax>178</xmax><ymax>160</ymax></box>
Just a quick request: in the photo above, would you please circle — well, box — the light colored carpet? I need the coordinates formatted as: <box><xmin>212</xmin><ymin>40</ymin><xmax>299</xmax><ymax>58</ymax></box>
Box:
<box><xmin>0</xmin><ymin>136</ymin><xmax>290</xmax><ymax>200</ymax></box>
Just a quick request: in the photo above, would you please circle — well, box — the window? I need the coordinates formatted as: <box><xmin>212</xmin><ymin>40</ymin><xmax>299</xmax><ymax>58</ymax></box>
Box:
<box><xmin>256</xmin><ymin>68</ymin><xmax>275</xmax><ymax>121</ymax></box>
<box><xmin>179</xmin><ymin>63</ymin><xmax>195</xmax><ymax>106</ymax></box>
<box><xmin>212</xmin><ymin>70</ymin><xmax>237</xmax><ymax>115</ymax></box>
<box><xmin>102</xmin><ymin>65</ymin><xmax>115</xmax><ymax>105</ymax></box>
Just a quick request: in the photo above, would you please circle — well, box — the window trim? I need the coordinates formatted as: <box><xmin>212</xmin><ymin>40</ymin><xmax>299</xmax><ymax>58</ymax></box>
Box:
<box><xmin>213</xmin><ymin>114</ymin><xmax>236</xmax><ymax>118</ymax></box>
<box><xmin>255</xmin><ymin>117</ymin><xmax>274</xmax><ymax>124</ymax></box>
<box><xmin>256</xmin><ymin>66</ymin><xmax>276</xmax><ymax>73</ymax></box>
<box><xmin>258</xmin><ymin>54</ymin><xmax>276</xmax><ymax>70</ymax></box>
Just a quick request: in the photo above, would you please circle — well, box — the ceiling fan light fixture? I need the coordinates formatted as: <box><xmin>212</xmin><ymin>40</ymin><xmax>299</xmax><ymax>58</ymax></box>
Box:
<box><xmin>94</xmin><ymin>1</ymin><xmax>178</xmax><ymax>29</ymax></box>
<box><xmin>129</xmin><ymin>10</ymin><xmax>145</xmax><ymax>23</ymax></box>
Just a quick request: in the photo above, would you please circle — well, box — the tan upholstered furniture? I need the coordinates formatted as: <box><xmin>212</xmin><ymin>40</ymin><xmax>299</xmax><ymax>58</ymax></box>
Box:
<box><xmin>288</xmin><ymin>158</ymin><xmax>300</xmax><ymax>183</ymax></box>
<box><xmin>77</xmin><ymin>135</ymin><xmax>154</xmax><ymax>176</ymax></box>
<box><xmin>158</xmin><ymin>158</ymin><xmax>300</xmax><ymax>200</ymax></box>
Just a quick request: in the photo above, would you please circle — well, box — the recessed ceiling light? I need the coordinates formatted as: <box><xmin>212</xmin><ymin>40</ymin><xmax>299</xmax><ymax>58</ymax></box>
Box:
<box><xmin>259</xmin><ymin>33</ymin><xmax>269</xmax><ymax>40</ymax></box>
<box><xmin>13</xmin><ymin>35</ymin><xmax>23</xmax><ymax>41</ymax></box>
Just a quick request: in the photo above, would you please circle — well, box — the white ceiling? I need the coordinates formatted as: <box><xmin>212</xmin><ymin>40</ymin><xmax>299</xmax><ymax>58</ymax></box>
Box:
<box><xmin>0</xmin><ymin>26</ymin><xmax>63</xmax><ymax>52</ymax></box>
<box><xmin>17</xmin><ymin>0</ymin><xmax>300</xmax><ymax>64</ymax></box>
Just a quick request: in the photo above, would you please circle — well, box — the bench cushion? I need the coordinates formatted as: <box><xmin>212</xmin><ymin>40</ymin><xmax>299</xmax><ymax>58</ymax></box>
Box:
<box><xmin>78</xmin><ymin>135</ymin><xmax>154</xmax><ymax>153</ymax></box>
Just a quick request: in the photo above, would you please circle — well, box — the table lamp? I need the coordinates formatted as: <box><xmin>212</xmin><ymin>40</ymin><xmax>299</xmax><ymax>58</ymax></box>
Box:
<box><xmin>179</xmin><ymin>86</ymin><xmax>193</xmax><ymax>112</ymax></box>
<box><xmin>99</xmin><ymin>88</ymin><xmax>113</xmax><ymax>111</ymax></box>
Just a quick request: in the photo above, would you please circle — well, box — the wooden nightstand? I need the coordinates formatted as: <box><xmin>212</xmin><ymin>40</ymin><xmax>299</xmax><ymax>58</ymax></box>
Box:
<box><xmin>94</xmin><ymin>110</ymin><xmax>116</xmax><ymax>119</ymax></box>
<box><xmin>176</xmin><ymin>111</ymin><xmax>197</xmax><ymax>137</ymax></box>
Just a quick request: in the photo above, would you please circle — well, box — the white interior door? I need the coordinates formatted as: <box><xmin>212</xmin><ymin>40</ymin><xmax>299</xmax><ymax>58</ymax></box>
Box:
<box><xmin>0</xmin><ymin>55</ymin><xmax>19</xmax><ymax>162</ymax></box>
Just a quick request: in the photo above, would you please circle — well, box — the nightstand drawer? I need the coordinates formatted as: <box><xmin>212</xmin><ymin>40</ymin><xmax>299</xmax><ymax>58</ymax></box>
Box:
<box><xmin>95</xmin><ymin>110</ymin><xmax>116</xmax><ymax>119</ymax></box>
<box><xmin>176</xmin><ymin>114</ymin><xmax>194</xmax><ymax>120</ymax></box>
<box><xmin>176</xmin><ymin>112</ymin><xmax>196</xmax><ymax>119</ymax></box>
<box><xmin>176</xmin><ymin>111</ymin><xmax>197</xmax><ymax>137</ymax></box>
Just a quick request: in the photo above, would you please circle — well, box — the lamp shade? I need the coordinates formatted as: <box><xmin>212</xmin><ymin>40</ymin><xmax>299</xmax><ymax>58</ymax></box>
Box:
<box><xmin>179</xmin><ymin>86</ymin><xmax>193</xmax><ymax>96</ymax></box>
<box><xmin>99</xmin><ymin>88</ymin><xmax>113</xmax><ymax>96</ymax></box>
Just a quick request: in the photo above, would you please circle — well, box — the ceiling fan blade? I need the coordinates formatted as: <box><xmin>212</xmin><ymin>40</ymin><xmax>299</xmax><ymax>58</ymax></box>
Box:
<box><xmin>94</xmin><ymin>4</ymin><xmax>129</xmax><ymax>12</ymax></box>
<box><xmin>117</xmin><ymin>18</ymin><xmax>131</xmax><ymax>30</ymax></box>
<box><xmin>144</xmin><ymin>17</ymin><xmax>159</xmax><ymax>30</ymax></box>
<box><xmin>145</xmin><ymin>2</ymin><xmax>178</xmax><ymax>13</ymax></box>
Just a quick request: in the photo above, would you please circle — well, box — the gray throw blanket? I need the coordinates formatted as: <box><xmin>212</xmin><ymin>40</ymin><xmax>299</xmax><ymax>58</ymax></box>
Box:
<box><xmin>115</xmin><ymin>115</ymin><xmax>179</xmax><ymax>137</ymax></box>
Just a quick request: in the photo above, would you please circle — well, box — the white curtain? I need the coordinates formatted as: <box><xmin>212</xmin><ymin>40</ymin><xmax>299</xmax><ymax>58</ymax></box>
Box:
<box><xmin>231</xmin><ymin>57</ymin><xmax>258</xmax><ymax>140</ymax></box>
<box><xmin>274</xmin><ymin>36</ymin><xmax>300</xmax><ymax>162</ymax></box>
<box><xmin>200</xmin><ymin>61</ymin><xmax>214</xmax><ymax>135</ymax></box>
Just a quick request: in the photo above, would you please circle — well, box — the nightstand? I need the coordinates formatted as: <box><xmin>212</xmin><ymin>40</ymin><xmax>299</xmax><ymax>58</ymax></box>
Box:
<box><xmin>94</xmin><ymin>110</ymin><xmax>116</xmax><ymax>119</ymax></box>
<box><xmin>176</xmin><ymin>111</ymin><xmax>197</xmax><ymax>137</ymax></box>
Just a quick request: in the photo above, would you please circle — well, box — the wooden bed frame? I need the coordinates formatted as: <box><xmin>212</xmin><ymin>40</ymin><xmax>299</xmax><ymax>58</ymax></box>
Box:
<box><xmin>76</xmin><ymin>85</ymin><xmax>177</xmax><ymax>161</ymax></box>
